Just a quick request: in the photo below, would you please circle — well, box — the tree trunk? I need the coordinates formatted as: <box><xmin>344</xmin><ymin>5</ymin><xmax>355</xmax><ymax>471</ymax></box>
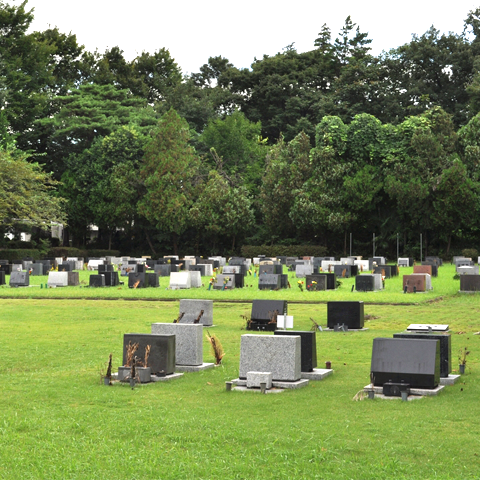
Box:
<box><xmin>447</xmin><ymin>235</ymin><xmax>451</xmax><ymax>256</ymax></box>
<box><xmin>173</xmin><ymin>232</ymin><xmax>178</xmax><ymax>256</ymax></box>
<box><xmin>231</xmin><ymin>235</ymin><xmax>236</xmax><ymax>253</ymax></box>
<box><xmin>108</xmin><ymin>232</ymin><xmax>112</xmax><ymax>251</ymax></box>
<box><xmin>144</xmin><ymin>229</ymin><xmax>157</xmax><ymax>256</ymax></box>
<box><xmin>344</xmin><ymin>231</ymin><xmax>347</xmax><ymax>256</ymax></box>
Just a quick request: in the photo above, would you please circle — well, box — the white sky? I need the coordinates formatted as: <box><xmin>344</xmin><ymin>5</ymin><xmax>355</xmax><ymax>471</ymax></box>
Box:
<box><xmin>14</xmin><ymin>0</ymin><xmax>480</xmax><ymax>75</ymax></box>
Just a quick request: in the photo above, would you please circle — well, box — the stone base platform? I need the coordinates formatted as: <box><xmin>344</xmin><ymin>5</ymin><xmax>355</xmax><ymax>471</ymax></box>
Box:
<box><xmin>232</xmin><ymin>378</ymin><xmax>309</xmax><ymax>390</ymax></box>
<box><xmin>151</xmin><ymin>373</ymin><xmax>184</xmax><ymax>382</ymax></box>
<box><xmin>364</xmin><ymin>384</ymin><xmax>444</xmax><ymax>398</ymax></box>
<box><xmin>440</xmin><ymin>374</ymin><xmax>461</xmax><ymax>386</ymax></box>
<box><xmin>324</xmin><ymin>328</ymin><xmax>369</xmax><ymax>332</ymax></box>
<box><xmin>175</xmin><ymin>363</ymin><xmax>215</xmax><ymax>372</ymax></box>
<box><xmin>301</xmin><ymin>368</ymin><xmax>333</xmax><ymax>380</ymax></box>
<box><xmin>232</xmin><ymin>385</ymin><xmax>284</xmax><ymax>394</ymax></box>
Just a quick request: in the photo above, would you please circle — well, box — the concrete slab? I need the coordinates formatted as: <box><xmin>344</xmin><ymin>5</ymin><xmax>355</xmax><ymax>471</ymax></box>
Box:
<box><xmin>175</xmin><ymin>363</ymin><xmax>215</xmax><ymax>372</ymax></box>
<box><xmin>301</xmin><ymin>368</ymin><xmax>334</xmax><ymax>380</ymax></box>
<box><xmin>440</xmin><ymin>374</ymin><xmax>461</xmax><ymax>386</ymax></box>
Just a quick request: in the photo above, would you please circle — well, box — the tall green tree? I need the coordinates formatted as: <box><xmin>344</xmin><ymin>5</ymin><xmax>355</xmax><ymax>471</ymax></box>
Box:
<box><xmin>138</xmin><ymin>109</ymin><xmax>200</xmax><ymax>254</ymax></box>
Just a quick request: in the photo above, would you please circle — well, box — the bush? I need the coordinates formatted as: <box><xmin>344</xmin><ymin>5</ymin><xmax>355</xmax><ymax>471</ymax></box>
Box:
<box><xmin>240</xmin><ymin>245</ymin><xmax>328</xmax><ymax>258</ymax></box>
<box><xmin>47</xmin><ymin>247</ymin><xmax>88</xmax><ymax>259</ymax></box>
<box><xmin>86</xmin><ymin>249</ymin><xmax>121</xmax><ymax>258</ymax></box>
<box><xmin>0</xmin><ymin>249</ymin><xmax>41</xmax><ymax>261</ymax></box>
<box><xmin>462</xmin><ymin>248</ymin><xmax>478</xmax><ymax>259</ymax></box>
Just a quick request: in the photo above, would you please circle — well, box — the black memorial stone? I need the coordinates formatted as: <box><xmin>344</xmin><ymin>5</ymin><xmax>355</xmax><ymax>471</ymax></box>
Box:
<box><xmin>327</xmin><ymin>301</ymin><xmax>364</xmax><ymax>329</ymax></box>
<box><xmin>373</xmin><ymin>265</ymin><xmax>393</xmax><ymax>278</ymax></box>
<box><xmin>259</xmin><ymin>264</ymin><xmax>283</xmax><ymax>275</ymax></box>
<box><xmin>460</xmin><ymin>275</ymin><xmax>480</xmax><ymax>291</ymax></box>
<box><xmin>103</xmin><ymin>271</ymin><xmax>119</xmax><ymax>286</ymax></box>
<box><xmin>98</xmin><ymin>264</ymin><xmax>114</xmax><ymax>273</ymax></box>
<box><xmin>155</xmin><ymin>264</ymin><xmax>171</xmax><ymax>276</ymax></box>
<box><xmin>258</xmin><ymin>274</ymin><xmax>281</xmax><ymax>290</ymax></box>
<box><xmin>280</xmin><ymin>274</ymin><xmax>288</xmax><ymax>289</ymax></box>
<box><xmin>145</xmin><ymin>272</ymin><xmax>159</xmax><ymax>287</ymax></box>
<box><xmin>277</xmin><ymin>256</ymin><xmax>287</xmax><ymax>265</ymax></box>
<box><xmin>0</xmin><ymin>264</ymin><xmax>12</xmax><ymax>275</ymax></box>
<box><xmin>234</xmin><ymin>273</ymin><xmax>244</xmax><ymax>288</ymax></box>
<box><xmin>89</xmin><ymin>274</ymin><xmax>105</xmax><ymax>287</ymax></box>
<box><xmin>123</xmin><ymin>333</ymin><xmax>175</xmax><ymax>375</ymax></box>
<box><xmin>58</xmin><ymin>263</ymin><xmax>72</xmax><ymax>272</ymax></box>
<box><xmin>248</xmin><ymin>300</ymin><xmax>288</xmax><ymax>331</ymax></box>
<box><xmin>371</xmin><ymin>337</ymin><xmax>440</xmax><ymax>388</ymax></box>
<box><xmin>0</xmin><ymin>271</ymin><xmax>5</xmax><ymax>285</ymax></box>
<box><xmin>10</xmin><ymin>271</ymin><xmax>29</xmax><ymax>287</ymax></box>
<box><xmin>333</xmin><ymin>265</ymin><xmax>356</xmax><ymax>278</ymax></box>
<box><xmin>426</xmin><ymin>256</ymin><xmax>442</xmax><ymax>266</ymax></box>
<box><xmin>128</xmin><ymin>272</ymin><xmax>146</xmax><ymax>288</ymax></box>
<box><xmin>190</xmin><ymin>265</ymin><xmax>206</xmax><ymax>276</ymax></box>
<box><xmin>393</xmin><ymin>333</ymin><xmax>451</xmax><ymax>378</ymax></box>
<box><xmin>136</xmin><ymin>264</ymin><xmax>146</xmax><ymax>273</ymax></box>
<box><xmin>305</xmin><ymin>274</ymin><xmax>327</xmax><ymax>291</ymax></box>
<box><xmin>286</xmin><ymin>257</ymin><xmax>298</xmax><ymax>267</ymax></box>
<box><xmin>316</xmin><ymin>273</ymin><xmax>336</xmax><ymax>290</ymax></box>
<box><xmin>356</xmin><ymin>275</ymin><xmax>375</xmax><ymax>292</ymax></box>
<box><xmin>274</xmin><ymin>330</ymin><xmax>317</xmax><ymax>372</ymax></box>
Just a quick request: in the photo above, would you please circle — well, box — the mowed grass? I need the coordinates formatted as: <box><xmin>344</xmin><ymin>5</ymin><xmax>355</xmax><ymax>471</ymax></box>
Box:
<box><xmin>0</xmin><ymin>263</ymin><xmax>466</xmax><ymax>304</ymax></box>
<box><xmin>1</xmin><ymin>294</ymin><xmax>480</xmax><ymax>479</ymax></box>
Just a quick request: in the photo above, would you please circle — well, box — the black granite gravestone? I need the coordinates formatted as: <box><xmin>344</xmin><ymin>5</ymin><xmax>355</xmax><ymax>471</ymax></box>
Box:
<box><xmin>305</xmin><ymin>274</ymin><xmax>327</xmax><ymax>291</ymax></box>
<box><xmin>248</xmin><ymin>300</ymin><xmax>288</xmax><ymax>331</ymax></box>
<box><xmin>58</xmin><ymin>263</ymin><xmax>72</xmax><ymax>272</ymax></box>
<box><xmin>274</xmin><ymin>330</ymin><xmax>317</xmax><ymax>372</ymax></box>
<box><xmin>98</xmin><ymin>264</ymin><xmax>114</xmax><ymax>273</ymax></box>
<box><xmin>0</xmin><ymin>271</ymin><xmax>5</xmax><ymax>285</ymax></box>
<box><xmin>0</xmin><ymin>264</ymin><xmax>12</xmax><ymax>275</ymax></box>
<box><xmin>145</xmin><ymin>272</ymin><xmax>159</xmax><ymax>287</ymax></box>
<box><xmin>333</xmin><ymin>265</ymin><xmax>356</xmax><ymax>278</ymax></box>
<box><xmin>103</xmin><ymin>271</ymin><xmax>119</xmax><ymax>286</ymax></box>
<box><xmin>327</xmin><ymin>301</ymin><xmax>364</xmax><ymax>329</ymax></box>
<box><xmin>10</xmin><ymin>271</ymin><xmax>29</xmax><ymax>287</ymax></box>
<box><xmin>89</xmin><ymin>274</ymin><xmax>105</xmax><ymax>287</ymax></box>
<box><xmin>373</xmin><ymin>265</ymin><xmax>394</xmax><ymax>278</ymax></box>
<box><xmin>155</xmin><ymin>264</ymin><xmax>171</xmax><ymax>276</ymax></box>
<box><xmin>234</xmin><ymin>273</ymin><xmax>244</xmax><ymax>288</ymax></box>
<box><xmin>128</xmin><ymin>272</ymin><xmax>145</xmax><ymax>288</ymax></box>
<box><xmin>393</xmin><ymin>333</ymin><xmax>451</xmax><ymax>378</ymax></box>
<box><xmin>123</xmin><ymin>333</ymin><xmax>175</xmax><ymax>375</ymax></box>
<box><xmin>356</xmin><ymin>275</ymin><xmax>375</xmax><ymax>292</ymax></box>
<box><xmin>371</xmin><ymin>337</ymin><xmax>440</xmax><ymax>388</ymax></box>
<box><xmin>317</xmin><ymin>273</ymin><xmax>336</xmax><ymax>290</ymax></box>
<box><xmin>258</xmin><ymin>274</ymin><xmax>281</xmax><ymax>290</ymax></box>
<box><xmin>421</xmin><ymin>262</ymin><xmax>438</xmax><ymax>277</ymax></box>
<box><xmin>190</xmin><ymin>265</ymin><xmax>206</xmax><ymax>276</ymax></box>
<box><xmin>460</xmin><ymin>275</ymin><xmax>480</xmax><ymax>291</ymax></box>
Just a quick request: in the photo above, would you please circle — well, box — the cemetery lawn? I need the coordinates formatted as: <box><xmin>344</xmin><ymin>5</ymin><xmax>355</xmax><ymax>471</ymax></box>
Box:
<box><xmin>1</xmin><ymin>296</ymin><xmax>479</xmax><ymax>479</ymax></box>
<box><xmin>0</xmin><ymin>264</ymin><xmax>465</xmax><ymax>304</ymax></box>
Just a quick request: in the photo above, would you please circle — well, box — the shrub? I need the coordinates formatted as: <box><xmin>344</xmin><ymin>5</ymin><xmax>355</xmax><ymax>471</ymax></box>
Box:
<box><xmin>240</xmin><ymin>245</ymin><xmax>327</xmax><ymax>258</ymax></box>
<box><xmin>462</xmin><ymin>248</ymin><xmax>478</xmax><ymax>259</ymax></box>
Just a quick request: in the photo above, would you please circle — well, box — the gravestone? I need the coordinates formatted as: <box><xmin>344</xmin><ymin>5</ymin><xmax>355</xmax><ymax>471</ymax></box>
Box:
<box><xmin>393</xmin><ymin>333</ymin><xmax>451</xmax><ymax>378</ymax></box>
<box><xmin>239</xmin><ymin>334</ymin><xmax>301</xmax><ymax>381</ymax></box>
<box><xmin>248</xmin><ymin>300</ymin><xmax>287</xmax><ymax>331</ymax></box>
<box><xmin>58</xmin><ymin>263</ymin><xmax>72</xmax><ymax>272</ymax></box>
<box><xmin>67</xmin><ymin>272</ymin><xmax>79</xmax><ymax>286</ymax></box>
<box><xmin>9</xmin><ymin>271</ymin><xmax>29</xmax><ymax>287</ymax></box>
<box><xmin>425</xmin><ymin>256</ymin><xmax>442</xmax><ymax>266</ymax></box>
<box><xmin>151</xmin><ymin>323</ymin><xmax>203</xmax><ymax>366</ymax></box>
<box><xmin>373</xmin><ymin>265</ymin><xmax>393</xmax><ymax>278</ymax></box>
<box><xmin>316</xmin><ymin>273</ymin><xmax>337</xmax><ymax>290</ymax></box>
<box><xmin>178</xmin><ymin>299</ymin><xmax>213</xmax><ymax>326</ymax></box>
<box><xmin>103</xmin><ymin>271</ymin><xmax>119</xmax><ymax>286</ymax></box>
<box><xmin>47</xmin><ymin>271</ymin><xmax>68</xmax><ymax>287</ymax></box>
<box><xmin>89</xmin><ymin>274</ymin><xmax>105</xmax><ymax>287</ymax></box>
<box><xmin>274</xmin><ymin>330</ymin><xmax>317</xmax><ymax>372</ymax></box>
<box><xmin>154</xmin><ymin>264</ymin><xmax>171</xmax><ymax>277</ymax></box>
<box><xmin>145</xmin><ymin>272</ymin><xmax>159</xmax><ymax>287</ymax></box>
<box><xmin>234</xmin><ymin>273</ymin><xmax>244</xmax><ymax>288</ymax></box>
<box><xmin>29</xmin><ymin>263</ymin><xmax>45</xmax><ymax>276</ymax></box>
<box><xmin>123</xmin><ymin>333</ymin><xmax>175</xmax><ymax>375</ymax></box>
<box><xmin>214</xmin><ymin>274</ymin><xmax>235</xmax><ymax>290</ymax></box>
<box><xmin>421</xmin><ymin>262</ymin><xmax>438</xmax><ymax>277</ymax></box>
<box><xmin>403</xmin><ymin>274</ymin><xmax>432</xmax><ymax>292</ymax></box>
<box><xmin>223</xmin><ymin>266</ymin><xmax>241</xmax><ymax>275</ymax></box>
<box><xmin>189</xmin><ymin>271</ymin><xmax>202</xmax><ymax>288</ymax></box>
<box><xmin>0</xmin><ymin>264</ymin><xmax>12</xmax><ymax>275</ymax></box>
<box><xmin>460</xmin><ymin>275</ymin><xmax>480</xmax><ymax>292</ymax></box>
<box><xmin>354</xmin><ymin>260</ymin><xmax>370</xmax><ymax>272</ymax></box>
<box><xmin>455</xmin><ymin>258</ymin><xmax>474</xmax><ymax>267</ymax></box>
<box><xmin>356</xmin><ymin>274</ymin><xmax>382</xmax><ymax>292</ymax></box>
<box><xmin>258</xmin><ymin>274</ymin><xmax>281</xmax><ymax>290</ymax></box>
<box><xmin>98</xmin><ymin>264</ymin><xmax>115</xmax><ymax>273</ymax></box>
<box><xmin>259</xmin><ymin>264</ymin><xmax>283</xmax><ymax>275</ymax></box>
<box><xmin>0</xmin><ymin>271</ymin><xmax>4</xmax><ymax>285</ymax></box>
<box><xmin>189</xmin><ymin>265</ymin><xmax>207</xmax><ymax>276</ymax></box>
<box><xmin>197</xmin><ymin>264</ymin><xmax>213</xmax><ymax>276</ymax></box>
<box><xmin>327</xmin><ymin>301</ymin><xmax>364</xmax><ymax>329</ymax></box>
<box><xmin>88</xmin><ymin>259</ymin><xmax>104</xmax><ymax>270</ymax></box>
<box><xmin>169</xmin><ymin>272</ymin><xmax>191</xmax><ymax>289</ymax></box>
<box><xmin>321</xmin><ymin>260</ymin><xmax>341</xmax><ymax>272</ymax></box>
<box><xmin>457</xmin><ymin>266</ymin><xmax>480</xmax><ymax>275</ymax></box>
<box><xmin>398</xmin><ymin>258</ymin><xmax>410</xmax><ymax>267</ymax></box>
<box><xmin>339</xmin><ymin>257</ymin><xmax>355</xmax><ymax>265</ymax></box>
<box><xmin>128</xmin><ymin>272</ymin><xmax>145</xmax><ymax>288</ymax></box>
<box><xmin>333</xmin><ymin>265</ymin><xmax>356</xmax><ymax>278</ymax></box>
<box><xmin>370</xmin><ymin>337</ymin><xmax>440</xmax><ymax>388</ymax></box>
<box><xmin>414</xmin><ymin>265</ymin><xmax>432</xmax><ymax>276</ymax></box>
<box><xmin>305</xmin><ymin>274</ymin><xmax>327</xmax><ymax>291</ymax></box>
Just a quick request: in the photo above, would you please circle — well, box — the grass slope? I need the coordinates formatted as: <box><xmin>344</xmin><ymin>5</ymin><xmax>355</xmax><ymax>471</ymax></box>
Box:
<box><xmin>0</xmin><ymin>294</ymin><xmax>479</xmax><ymax>479</ymax></box>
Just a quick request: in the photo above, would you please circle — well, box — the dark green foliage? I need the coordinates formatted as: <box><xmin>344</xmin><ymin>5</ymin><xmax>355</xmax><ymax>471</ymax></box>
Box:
<box><xmin>240</xmin><ymin>245</ymin><xmax>327</xmax><ymax>258</ymax></box>
<box><xmin>0</xmin><ymin>248</ymin><xmax>41</xmax><ymax>260</ymax></box>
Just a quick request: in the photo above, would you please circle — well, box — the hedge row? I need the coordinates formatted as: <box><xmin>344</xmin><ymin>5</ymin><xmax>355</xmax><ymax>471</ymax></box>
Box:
<box><xmin>0</xmin><ymin>248</ymin><xmax>121</xmax><ymax>261</ymax></box>
<box><xmin>240</xmin><ymin>245</ymin><xmax>328</xmax><ymax>258</ymax></box>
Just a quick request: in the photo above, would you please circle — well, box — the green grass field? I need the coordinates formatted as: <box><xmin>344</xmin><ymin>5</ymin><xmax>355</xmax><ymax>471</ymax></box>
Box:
<box><xmin>1</xmin><ymin>265</ymin><xmax>479</xmax><ymax>479</ymax></box>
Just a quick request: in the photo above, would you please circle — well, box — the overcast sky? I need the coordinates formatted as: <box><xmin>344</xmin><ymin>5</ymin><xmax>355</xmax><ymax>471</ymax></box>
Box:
<box><xmin>15</xmin><ymin>0</ymin><xmax>480</xmax><ymax>75</ymax></box>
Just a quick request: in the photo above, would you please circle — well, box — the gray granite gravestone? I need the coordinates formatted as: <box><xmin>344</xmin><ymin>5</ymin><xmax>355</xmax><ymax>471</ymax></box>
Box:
<box><xmin>10</xmin><ymin>271</ymin><xmax>29</xmax><ymax>287</ymax></box>
<box><xmin>274</xmin><ymin>330</ymin><xmax>317</xmax><ymax>372</ymax></box>
<box><xmin>178</xmin><ymin>299</ymin><xmax>213</xmax><ymax>326</ymax></box>
<box><xmin>239</xmin><ymin>334</ymin><xmax>301</xmax><ymax>381</ymax></box>
<box><xmin>151</xmin><ymin>323</ymin><xmax>203</xmax><ymax>366</ymax></box>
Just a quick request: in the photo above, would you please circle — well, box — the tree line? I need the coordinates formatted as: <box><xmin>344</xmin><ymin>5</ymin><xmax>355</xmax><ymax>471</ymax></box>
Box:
<box><xmin>2</xmin><ymin>1</ymin><xmax>480</xmax><ymax>258</ymax></box>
